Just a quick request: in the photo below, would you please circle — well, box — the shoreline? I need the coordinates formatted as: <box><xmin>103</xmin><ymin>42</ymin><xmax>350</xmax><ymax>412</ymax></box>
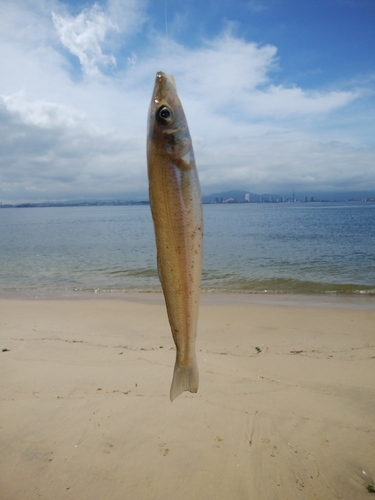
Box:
<box><xmin>0</xmin><ymin>289</ymin><xmax>374</xmax><ymax>310</ymax></box>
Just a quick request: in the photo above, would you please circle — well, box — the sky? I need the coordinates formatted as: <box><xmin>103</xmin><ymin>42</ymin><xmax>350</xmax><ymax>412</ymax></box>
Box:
<box><xmin>1</xmin><ymin>0</ymin><xmax>374</xmax><ymax>203</ymax></box>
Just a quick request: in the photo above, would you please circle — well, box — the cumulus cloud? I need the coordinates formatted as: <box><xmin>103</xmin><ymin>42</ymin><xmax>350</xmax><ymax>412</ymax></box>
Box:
<box><xmin>0</xmin><ymin>93</ymin><xmax>146</xmax><ymax>202</ymax></box>
<box><xmin>0</xmin><ymin>0</ymin><xmax>374</xmax><ymax>203</ymax></box>
<box><xmin>2</xmin><ymin>92</ymin><xmax>85</xmax><ymax>128</ymax></box>
<box><xmin>51</xmin><ymin>0</ymin><xmax>147</xmax><ymax>76</ymax></box>
<box><xmin>52</xmin><ymin>4</ymin><xmax>119</xmax><ymax>76</ymax></box>
<box><xmin>195</xmin><ymin>137</ymin><xmax>375</xmax><ymax>193</ymax></box>
<box><xmin>152</xmin><ymin>34</ymin><xmax>358</xmax><ymax>121</ymax></box>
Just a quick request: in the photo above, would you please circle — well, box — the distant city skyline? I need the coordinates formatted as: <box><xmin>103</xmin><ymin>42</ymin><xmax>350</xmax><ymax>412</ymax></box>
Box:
<box><xmin>1</xmin><ymin>187</ymin><xmax>374</xmax><ymax>208</ymax></box>
<box><xmin>201</xmin><ymin>189</ymin><xmax>375</xmax><ymax>204</ymax></box>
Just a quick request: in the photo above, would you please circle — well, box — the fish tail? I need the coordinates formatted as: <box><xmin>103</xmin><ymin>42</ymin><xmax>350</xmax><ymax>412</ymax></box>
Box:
<box><xmin>170</xmin><ymin>359</ymin><xmax>199</xmax><ymax>402</ymax></box>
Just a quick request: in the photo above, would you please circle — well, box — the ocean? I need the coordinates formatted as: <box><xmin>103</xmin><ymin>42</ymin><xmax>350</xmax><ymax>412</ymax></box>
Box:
<box><xmin>0</xmin><ymin>202</ymin><xmax>374</xmax><ymax>298</ymax></box>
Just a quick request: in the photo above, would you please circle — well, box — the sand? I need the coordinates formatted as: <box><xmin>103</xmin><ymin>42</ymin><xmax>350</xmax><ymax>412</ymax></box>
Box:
<box><xmin>1</xmin><ymin>294</ymin><xmax>374</xmax><ymax>499</ymax></box>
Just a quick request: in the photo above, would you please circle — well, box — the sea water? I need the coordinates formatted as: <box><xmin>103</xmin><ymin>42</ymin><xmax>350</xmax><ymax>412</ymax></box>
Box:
<box><xmin>0</xmin><ymin>202</ymin><xmax>374</xmax><ymax>297</ymax></box>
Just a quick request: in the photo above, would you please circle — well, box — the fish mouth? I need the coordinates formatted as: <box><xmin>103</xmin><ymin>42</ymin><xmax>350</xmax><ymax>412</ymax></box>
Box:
<box><xmin>151</xmin><ymin>71</ymin><xmax>178</xmax><ymax>110</ymax></box>
<box><xmin>156</xmin><ymin>71</ymin><xmax>176</xmax><ymax>87</ymax></box>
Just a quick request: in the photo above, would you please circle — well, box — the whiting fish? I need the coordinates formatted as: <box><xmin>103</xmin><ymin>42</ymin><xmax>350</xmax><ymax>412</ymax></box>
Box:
<box><xmin>147</xmin><ymin>71</ymin><xmax>203</xmax><ymax>402</ymax></box>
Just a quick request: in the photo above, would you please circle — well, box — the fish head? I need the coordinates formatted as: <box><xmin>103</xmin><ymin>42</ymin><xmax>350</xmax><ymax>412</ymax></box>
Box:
<box><xmin>147</xmin><ymin>71</ymin><xmax>193</xmax><ymax>163</ymax></box>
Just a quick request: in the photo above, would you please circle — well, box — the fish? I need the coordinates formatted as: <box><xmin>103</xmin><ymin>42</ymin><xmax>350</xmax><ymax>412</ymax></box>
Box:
<box><xmin>147</xmin><ymin>71</ymin><xmax>203</xmax><ymax>402</ymax></box>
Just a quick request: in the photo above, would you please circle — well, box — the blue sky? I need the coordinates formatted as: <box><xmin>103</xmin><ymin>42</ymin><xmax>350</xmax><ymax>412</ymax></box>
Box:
<box><xmin>0</xmin><ymin>0</ymin><xmax>374</xmax><ymax>202</ymax></box>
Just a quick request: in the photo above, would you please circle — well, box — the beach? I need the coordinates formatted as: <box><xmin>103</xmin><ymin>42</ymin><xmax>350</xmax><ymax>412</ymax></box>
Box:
<box><xmin>1</xmin><ymin>294</ymin><xmax>374</xmax><ymax>499</ymax></box>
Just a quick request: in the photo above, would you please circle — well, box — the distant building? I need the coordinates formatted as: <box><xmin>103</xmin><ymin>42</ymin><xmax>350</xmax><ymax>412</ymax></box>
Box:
<box><xmin>245</xmin><ymin>193</ymin><xmax>250</xmax><ymax>202</ymax></box>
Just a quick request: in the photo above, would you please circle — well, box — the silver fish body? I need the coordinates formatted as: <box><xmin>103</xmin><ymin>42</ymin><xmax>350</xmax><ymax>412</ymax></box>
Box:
<box><xmin>147</xmin><ymin>71</ymin><xmax>203</xmax><ymax>401</ymax></box>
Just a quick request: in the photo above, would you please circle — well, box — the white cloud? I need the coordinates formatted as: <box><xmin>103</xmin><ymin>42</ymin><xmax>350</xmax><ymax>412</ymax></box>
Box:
<box><xmin>52</xmin><ymin>3</ymin><xmax>118</xmax><ymax>76</ymax></box>
<box><xmin>0</xmin><ymin>93</ymin><xmax>146</xmax><ymax>202</ymax></box>
<box><xmin>2</xmin><ymin>92</ymin><xmax>85</xmax><ymax>128</ymax></box>
<box><xmin>246</xmin><ymin>1</ymin><xmax>268</xmax><ymax>13</ymax></box>
<box><xmin>0</xmin><ymin>0</ymin><xmax>374</xmax><ymax>203</ymax></box>
<box><xmin>195</xmin><ymin>137</ymin><xmax>375</xmax><ymax>193</ymax></box>
<box><xmin>51</xmin><ymin>0</ymin><xmax>147</xmax><ymax>76</ymax></box>
<box><xmin>153</xmin><ymin>34</ymin><xmax>358</xmax><ymax>121</ymax></box>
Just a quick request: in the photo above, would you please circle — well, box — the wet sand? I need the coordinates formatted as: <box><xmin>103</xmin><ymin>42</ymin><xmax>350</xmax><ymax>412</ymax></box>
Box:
<box><xmin>1</xmin><ymin>294</ymin><xmax>374</xmax><ymax>499</ymax></box>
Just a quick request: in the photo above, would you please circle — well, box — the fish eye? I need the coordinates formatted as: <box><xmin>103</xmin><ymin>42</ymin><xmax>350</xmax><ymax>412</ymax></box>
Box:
<box><xmin>156</xmin><ymin>106</ymin><xmax>173</xmax><ymax>125</ymax></box>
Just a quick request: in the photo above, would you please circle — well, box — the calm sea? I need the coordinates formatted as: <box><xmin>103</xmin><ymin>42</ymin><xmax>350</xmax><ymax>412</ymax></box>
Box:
<box><xmin>0</xmin><ymin>203</ymin><xmax>374</xmax><ymax>297</ymax></box>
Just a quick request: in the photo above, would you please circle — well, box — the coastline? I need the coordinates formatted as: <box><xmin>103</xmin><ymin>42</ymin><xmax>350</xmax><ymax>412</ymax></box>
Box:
<box><xmin>1</xmin><ymin>295</ymin><xmax>375</xmax><ymax>499</ymax></box>
<box><xmin>0</xmin><ymin>289</ymin><xmax>374</xmax><ymax>310</ymax></box>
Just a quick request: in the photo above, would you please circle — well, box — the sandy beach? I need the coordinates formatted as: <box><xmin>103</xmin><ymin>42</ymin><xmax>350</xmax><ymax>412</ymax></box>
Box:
<box><xmin>1</xmin><ymin>294</ymin><xmax>374</xmax><ymax>499</ymax></box>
